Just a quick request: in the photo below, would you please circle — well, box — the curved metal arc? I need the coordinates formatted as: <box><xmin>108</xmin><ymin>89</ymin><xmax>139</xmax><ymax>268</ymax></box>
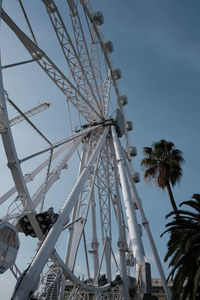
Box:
<box><xmin>0</xmin><ymin>4</ymin><xmax>44</xmax><ymax>240</ymax></box>
<box><xmin>52</xmin><ymin>250</ymin><xmax>111</xmax><ymax>293</ymax></box>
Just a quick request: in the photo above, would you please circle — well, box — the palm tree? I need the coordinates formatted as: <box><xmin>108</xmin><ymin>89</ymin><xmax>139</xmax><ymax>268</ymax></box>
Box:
<box><xmin>141</xmin><ymin>139</ymin><xmax>184</xmax><ymax>216</ymax></box>
<box><xmin>162</xmin><ymin>194</ymin><xmax>200</xmax><ymax>300</ymax></box>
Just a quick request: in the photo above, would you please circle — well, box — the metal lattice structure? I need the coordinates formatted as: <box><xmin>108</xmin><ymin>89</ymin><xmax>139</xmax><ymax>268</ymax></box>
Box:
<box><xmin>0</xmin><ymin>1</ymin><xmax>171</xmax><ymax>300</ymax></box>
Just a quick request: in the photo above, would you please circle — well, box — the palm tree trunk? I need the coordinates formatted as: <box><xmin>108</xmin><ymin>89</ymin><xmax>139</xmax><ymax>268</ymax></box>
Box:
<box><xmin>166</xmin><ymin>180</ymin><xmax>179</xmax><ymax>217</ymax></box>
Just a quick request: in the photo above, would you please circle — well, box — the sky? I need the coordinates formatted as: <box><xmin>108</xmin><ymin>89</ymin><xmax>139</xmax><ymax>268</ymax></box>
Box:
<box><xmin>0</xmin><ymin>0</ymin><xmax>200</xmax><ymax>299</ymax></box>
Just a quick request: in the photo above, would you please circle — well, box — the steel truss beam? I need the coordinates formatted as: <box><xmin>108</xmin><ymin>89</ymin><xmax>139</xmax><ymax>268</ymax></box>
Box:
<box><xmin>69</xmin><ymin>0</ymin><xmax>104</xmax><ymax>114</ymax></box>
<box><xmin>65</xmin><ymin>132</ymin><xmax>100</xmax><ymax>271</ymax></box>
<box><xmin>0</xmin><ymin>142</ymin><xmax>72</xmax><ymax>206</ymax></box>
<box><xmin>1</xmin><ymin>9</ymin><xmax>102</xmax><ymax>122</ymax></box>
<box><xmin>96</xmin><ymin>138</ymin><xmax>112</xmax><ymax>282</ymax></box>
<box><xmin>11</xmin><ymin>127</ymin><xmax>109</xmax><ymax>300</ymax></box>
<box><xmin>41</xmin><ymin>0</ymin><xmax>103</xmax><ymax>119</ymax></box>
<box><xmin>103</xmin><ymin>69</ymin><xmax>111</xmax><ymax>118</ymax></box>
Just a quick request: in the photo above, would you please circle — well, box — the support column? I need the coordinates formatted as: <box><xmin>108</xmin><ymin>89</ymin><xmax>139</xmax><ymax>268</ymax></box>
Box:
<box><xmin>111</xmin><ymin>127</ymin><xmax>146</xmax><ymax>273</ymax></box>
<box><xmin>111</xmin><ymin>140</ymin><xmax>129</xmax><ymax>300</ymax></box>
<box><xmin>124</xmin><ymin>159</ymin><xmax>172</xmax><ymax>300</ymax></box>
<box><xmin>90</xmin><ymin>191</ymin><xmax>100</xmax><ymax>281</ymax></box>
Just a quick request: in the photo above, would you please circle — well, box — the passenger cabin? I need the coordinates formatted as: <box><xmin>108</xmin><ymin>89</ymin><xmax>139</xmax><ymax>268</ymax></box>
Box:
<box><xmin>0</xmin><ymin>222</ymin><xmax>20</xmax><ymax>273</ymax></box>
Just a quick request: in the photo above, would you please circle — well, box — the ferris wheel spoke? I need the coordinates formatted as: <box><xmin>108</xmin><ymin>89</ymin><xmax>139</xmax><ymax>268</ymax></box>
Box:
<box><xmin>95</xmin><ymin>139</ymin><xmax>114</xmax><ymax>282</ymax></box>
<box><xmin>32</xmin><ymin>140</ymin><xmax>80</xmax><ymax>211</ymax></box>
<box><xmin>41</xmin><ymin>0</ymin><xmax>103</xmax><ymax>120</ymax></box>
<box><xmin>87</xmin><ymin>12</ymin><xmax>104</xmax><ymax>112</ymax></box>
<box><xmin>90</xmin><ymin>190</ymin><xmax>100</xmax><ymax>281</ymax></box>
<box><xmin>1</xmin><ymin>9</ymin><xmax>102</xmax><ymax>122</ymax></box>
<box><xmin>38</xmin><ymin>149</ymin><xmax>53</xmax><ymax>213</ymax></box>
<box><xmin>65</xmin><ymin>135</ymin><xmax>100</xmax><ymax>271</ymax></box>
<box><xmin>0</xmin><ymin>142</ymin><xmax>71</xmax><ymax>206</ymax></box>
<box><xmin>18</xmin><ymin>0</ymin><xmax>37</xmax><ymax>44</ymax></box>
<box><xmin>102</xmin><ymin>69</ymin><xmax>111</xmax><ymax>118</ymax></box>
<box><xmin>68</xmin><ymin>1</ymin><xmax>104</xmax><ymax>115</ymax></box>
<box><xmin>5</xmin><ymin>91</ymin><xmax>52</xmax><ymax>146</ymax></box>
<box><xmin>20</xmin><ymin>124</ymin><xmax>102</xmax><ymax>163</ymax></box>
<box><xmin>79</xmin><ymin>0</ymin><xmax>121</xmax><ymax>102</ymax></box>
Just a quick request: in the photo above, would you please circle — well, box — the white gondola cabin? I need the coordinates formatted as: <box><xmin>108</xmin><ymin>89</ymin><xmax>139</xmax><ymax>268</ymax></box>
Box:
<box><xmin>0</xmin><ymin>221</ymin><xmax>20</xmax><ymax>273</ymax></box>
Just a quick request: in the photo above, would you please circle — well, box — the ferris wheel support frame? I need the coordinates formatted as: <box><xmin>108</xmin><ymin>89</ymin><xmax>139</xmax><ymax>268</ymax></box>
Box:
<box><xmin>111</xmin><ymin>127</ymin><xmax>148</xmax><ymax>294</ymax></box>
<box><xmin>110</xmin><ymin>140</ymin><xmax>130</xmax><ymax>300</ymax></box>
<box><xmin>0</xmin><ymin>1</ymin><xmax>172</xmax><ymax>298</ymax></box>
<box><xmin>11</xmin><ymin>127</ymin><xmax>109</xmax><ymax>300</ymax></box>
<box><xmin>124</xmin><ymin>160</ymin><xmax>172</xmax><ymax>300</ymax></box>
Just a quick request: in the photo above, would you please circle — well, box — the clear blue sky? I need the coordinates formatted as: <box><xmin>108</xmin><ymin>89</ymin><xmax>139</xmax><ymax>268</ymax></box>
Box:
<box><xmin>1</xmin><ymin>0</ymin><xmax>200</xmax><ymax>299</ymax></box>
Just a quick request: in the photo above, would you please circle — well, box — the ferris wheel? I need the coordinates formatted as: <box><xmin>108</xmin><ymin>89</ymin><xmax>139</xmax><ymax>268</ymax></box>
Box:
<box><xmin>0</xmin><ymin>1</ymin><xmax>171</xmax><ymax>299</ymax></box>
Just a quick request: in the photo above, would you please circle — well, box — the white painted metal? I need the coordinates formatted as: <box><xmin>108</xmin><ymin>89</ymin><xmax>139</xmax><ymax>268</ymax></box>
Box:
<box><xmin>41</xmin><ymin>0</ymin><xmax>103</xmax><ymax>119</ymax></box>
<box><xmin>1</xmin><ymin>10</ymin><xmax>102</xmax><ymax>122</ymax></box>
<box><xmin>9</xmin><ymin>102</ymin><xmax>50</xmax><ymax>127</ymax></box>
<box><xmin>65</xmin><ymin>134</ymin><xmax>100</xmax><ymax>271</ymax></box>
<box><xmin>31</xmin><ymin>141</ymin><xmax>80</xmax><ymax>210</ymax></box>
<box><xmin>11</xmin><ymin>127</ymin><xmax>109</xmax><ymax>300</ymax></box>
<box><xmin>20</xmin><ymin>125</ymin><xmax>101</xmax><ymax>163</ymax></box>
<box><xmin>124</xmin><ymin>159</ymin><xmax>172</xmax><ymax>300</ymax></box>
<box><xmin>0</xmin><ymin>143</ymin><xmax>71</xmax><ymax>206</ymax></box>
<box><xmin>69</xmin><ymin>1</ymin><xmax>104</xmax><ymax>113</ymax></box>
<box><xmin>110</xmin><ymin>141</ymin><xmax>129</xmax><ymax>300</ymax></box>
<box><xmin>65</xmin><ymin>141</ymin><xmax>87</xmax><ymax>270</ymax></box>
<box><xmin>52</xmin><ymin>251</ymin><xmax>111</xmax><ymax>293</ymax></box>
<box><xmin>95</xmin><ymin>139</ymin><xmax>115</xmax><ymax>282</ymax></box>
<box><xmin>90</xmin><ymin>191</ymin><xmax>100</xmax><ymax>281</ymax></box>
<box><xmin>103</xmin><ymin>69</ymin><xmax>111</xmax><ymax>118</ymax></box>
<box><xmin>111</xmin><ymin>126</ymin><xmax>146</xmax><ymax>269</ymax></box>
<box><xmin>0</xmin><ymin>16</ymin><xmax>44</xmax><ymax>240</ymax></box>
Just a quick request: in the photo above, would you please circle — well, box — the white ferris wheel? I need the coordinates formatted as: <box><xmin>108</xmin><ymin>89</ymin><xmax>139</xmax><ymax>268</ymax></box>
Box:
<box><xmin>0</xmin><ymin>1</ymin><xmax>171</xmax><ymax>299</ymax></box>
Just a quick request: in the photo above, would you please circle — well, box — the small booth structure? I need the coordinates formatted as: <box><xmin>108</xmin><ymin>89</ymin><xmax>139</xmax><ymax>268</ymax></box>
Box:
<box><xmin>0</xmin><ymin>221</ymin><xmax>20</xmax><ymax>273</ymax></box>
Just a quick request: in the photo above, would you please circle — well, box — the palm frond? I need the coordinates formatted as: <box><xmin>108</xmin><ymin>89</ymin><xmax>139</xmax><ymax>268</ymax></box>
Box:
<box><xmin>163</xmin><ymin>194</ymin><xmax>200</xmax><ymax>299</ymax></box>
<box><xmin>141</xmin><ymin>139</ymin><xmax>184</xmax><ymax>212</ymax></box>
